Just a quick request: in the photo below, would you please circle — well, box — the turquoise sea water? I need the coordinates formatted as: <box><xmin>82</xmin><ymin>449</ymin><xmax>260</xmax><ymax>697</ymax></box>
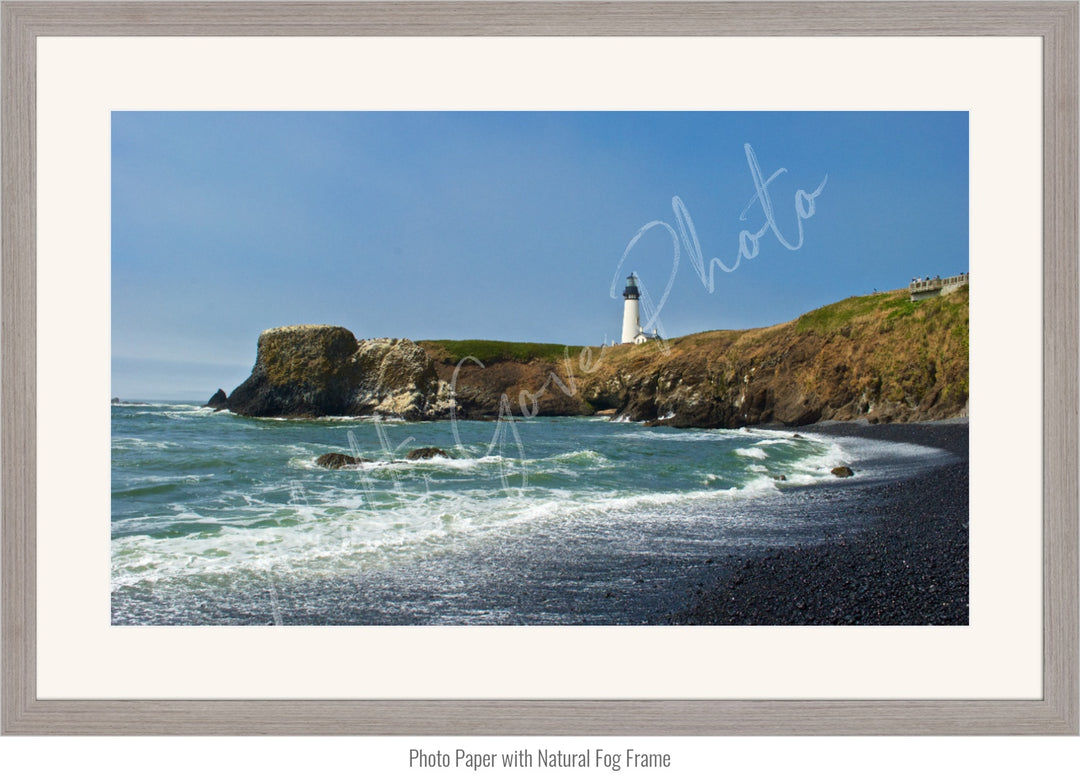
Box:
<box><xmin>111</xmin><ymin>403</ymin><xmax>949</xmax><ymax>625</ymax></box>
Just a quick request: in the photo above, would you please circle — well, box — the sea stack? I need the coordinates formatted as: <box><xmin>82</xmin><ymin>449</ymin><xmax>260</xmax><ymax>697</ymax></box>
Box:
<box><xmin>221</xmin><ymin>325</ymin><xmax>455</xmax><ymax>419</ymax></box>
<box><xmin>226</xmin><ymin>325</ymin><xmax>362</xmax><ymax>417</ymax></box>
<box><xmin>203</xmin><ymin>388</ymin><xmax>228</xmax><ymax>409</ymax></box>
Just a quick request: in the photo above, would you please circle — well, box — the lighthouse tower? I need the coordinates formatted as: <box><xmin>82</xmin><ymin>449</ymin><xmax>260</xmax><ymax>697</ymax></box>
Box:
<box><xmin>621</xmin><ymin>273</ymin><xmax>642</xmax><ymax>344</ymax></box>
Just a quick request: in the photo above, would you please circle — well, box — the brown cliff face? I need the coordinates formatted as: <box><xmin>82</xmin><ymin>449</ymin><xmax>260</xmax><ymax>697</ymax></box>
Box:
<box><xmin>421</xmin><ymin>287</ymin><xmax>968</xmax><ymax>428</ymax></box>
<box><xmin>418</xmin><ymin>341</ymin><xmax>594</xmax><ymax>419</ymax></box>
<box><xmin>218</xmin><ymin>287</ymin><xmax>967</xmax><ymax>428</ymax></box>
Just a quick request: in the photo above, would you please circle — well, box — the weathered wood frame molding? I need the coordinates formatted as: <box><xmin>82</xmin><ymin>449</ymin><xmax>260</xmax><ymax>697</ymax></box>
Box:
<box><xmin>3</xmin><ymin>1</ymin><xmax>1076</xmax><ymax>735</ymax></box>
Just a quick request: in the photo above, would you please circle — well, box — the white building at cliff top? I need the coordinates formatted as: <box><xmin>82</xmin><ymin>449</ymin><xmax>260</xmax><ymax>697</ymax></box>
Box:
<box><xmin>620</xmin><ymin>273</ymin><xmax>661</xmax><ymax>345</ymax></box>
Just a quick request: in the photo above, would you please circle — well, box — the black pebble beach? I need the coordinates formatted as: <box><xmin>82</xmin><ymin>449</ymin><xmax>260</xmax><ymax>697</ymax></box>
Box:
<box><xmin>672</xmin><ymin>420</ymin><xmax>969</xmax><ymax>625</ymax></box>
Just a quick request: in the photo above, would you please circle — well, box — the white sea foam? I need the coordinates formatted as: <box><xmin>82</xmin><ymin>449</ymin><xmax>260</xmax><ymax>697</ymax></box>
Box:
<box><xmin>614</xmin><ymin>428</ymin><xmax>747</xmax><ymax>442</ymax></box>
<box><xmin>152</xmin><ymin>406</ymin><xmax>217</xmax><ymax>420</ymax></box>
<box><xmin>111</xmin><ymin>437</ymin><xmax>174</xmax><ymax>451</ymax></box>
<box><xmin>724</xmin><ymin>474</ymin><xmax>782</xmax><ymax>497</ymax></box>
<box><xmin>115</xmin><ymin>473</ymin><xmax>206</xmax><ymax>488</ymax></box>
<box><xmin>743</xmin><ymin>428</ymin><xmax>805</xmax><ymax>439</ymax></box>
<box><xmin>296</xmin><ymin>448</ymin><xmax>607</xmax><ymax>477</ymax></box>
<box><xmin>112</xmin><ymin>470</ymin><xmax>811</xmax><ymax>588</ymax></box>
<box><xmin>116</xmin><ymin>451</ymin><xmax>835</xmax><ymax>586</ymax></box>
<box><xmin>734</xmin><ymin>447</ymin><xmax>768</xmax><ymax>459</ymax></box>
<box><xmin>358</xmin><ymin>454</ymin><xmax>510</xmax><ymax>473</ymax></box>
<box><xmin>821</xmin><ymin>435</ymin><xmax>952</xmax><ymax>481</ymax></box>
<box><xmin>544</xmin><ymin>449</ymin><xmax>608</xmax><ymax>465</ymax></box>
<box><xmin>111</xmin><ymin>408</ymin><xmax>956</xmax><ymax>593</ymax></box>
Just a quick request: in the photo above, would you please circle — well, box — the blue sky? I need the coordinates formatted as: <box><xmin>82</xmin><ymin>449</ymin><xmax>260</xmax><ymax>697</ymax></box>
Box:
<box><xmin>111</xmin><ymin>111</ymin><xmax>968</xmax><ymax>400</ymax></box>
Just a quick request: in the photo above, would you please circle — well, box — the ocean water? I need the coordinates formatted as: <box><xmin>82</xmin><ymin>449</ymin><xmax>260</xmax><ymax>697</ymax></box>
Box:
<box><xmin>111</xmin><ymin>403</ymin><xmax>952</xmax><ymax>625</ymax></box>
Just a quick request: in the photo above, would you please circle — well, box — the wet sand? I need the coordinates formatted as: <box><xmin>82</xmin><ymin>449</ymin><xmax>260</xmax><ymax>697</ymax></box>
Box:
<box><xmin>671</xmin><ymin>420</ymin><xmax>969</xmax><ymax>625</ymax></box>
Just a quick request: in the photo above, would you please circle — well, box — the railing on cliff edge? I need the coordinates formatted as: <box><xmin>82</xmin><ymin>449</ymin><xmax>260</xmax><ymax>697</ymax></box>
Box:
<box><xmin>908</xmin><ymin>273</ymin><xmax>970</xmax><ymax>300</ymax></box>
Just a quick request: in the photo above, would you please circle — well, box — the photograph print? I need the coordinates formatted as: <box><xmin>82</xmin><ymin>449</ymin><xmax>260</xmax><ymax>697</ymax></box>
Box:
<box><xmin>110</xmin><ymin>111</ymin><xmax>969</xmax><ymax>626</ymax></box>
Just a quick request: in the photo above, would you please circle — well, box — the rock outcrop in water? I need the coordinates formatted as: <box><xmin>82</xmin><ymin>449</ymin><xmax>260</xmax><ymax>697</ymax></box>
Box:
<box><xmin>221</xmin><ymin>325</ymin><xmax>456</xmax><ymax>419</ymax></box>
<box><xmin>314</xmin><ymin>452</ymin><xmax>370</xmax><ymax>469</ymax></box>
<box><xmin>203</xmin><ymin>388</ymin><xmax>228</xmax><ymax>410</ymax></box>
<box><xmin>406</xmin><ymin>447</ymin><xmax>450</xmax><ymax>460</ymax></box>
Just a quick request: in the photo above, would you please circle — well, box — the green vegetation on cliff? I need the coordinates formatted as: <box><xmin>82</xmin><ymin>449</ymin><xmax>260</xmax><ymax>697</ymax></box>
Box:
<box><xmin>795</xmin><ymin>288</ymin><xmax>967</xmax><ymax>335</ymax></box>
<box><xmin>794</xmin><ymin>287</ymin><xmax>969</xmax><ymax>409</ymax></box>
<box><xmin>418</xmin><ymin>339</ymin><xmax>585</xmax><ymax>366</ymax></box>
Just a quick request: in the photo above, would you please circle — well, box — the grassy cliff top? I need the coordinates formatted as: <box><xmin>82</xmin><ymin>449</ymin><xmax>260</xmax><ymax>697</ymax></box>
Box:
<box><xmin>793</xmin><ymin>287</ymin><xmax>967</xmax><ymax>334</ymax></box>
<box><xmin>418</xmin><ymin>339</ymin><xmax>587</xmax><ymax>366</ymax></box>
<box><xmin>419</xmin><ymin>285</ymin><xmax>968</xmax><ymax>377</ymax></box>
<box><xmin>671</xmin><ymin>286</ymin><xmax>967</xmax><ymax>343</ymax></box>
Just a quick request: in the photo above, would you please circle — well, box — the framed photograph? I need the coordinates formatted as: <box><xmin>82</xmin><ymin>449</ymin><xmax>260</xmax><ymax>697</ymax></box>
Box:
<box><xmin>3</xmin><ymin>1</ymin><xmax>1076</xmax><ymax>735</ymax></box>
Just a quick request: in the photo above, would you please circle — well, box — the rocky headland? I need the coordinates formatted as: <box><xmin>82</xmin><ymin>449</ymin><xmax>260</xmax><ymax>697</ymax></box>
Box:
<box><xmin>208</xmin><ymin>287</ymin><xmax>968</xmax><ymax>429</ymax></box>
<box><xmin>575</xmin><ymin>286</ymin><xmax>968</xmax><ymax>427</ymax></box>
<box><xmin>213</xmin><ymin>325</ymin><xmax>455</xmax><ymax>420</ymax></box>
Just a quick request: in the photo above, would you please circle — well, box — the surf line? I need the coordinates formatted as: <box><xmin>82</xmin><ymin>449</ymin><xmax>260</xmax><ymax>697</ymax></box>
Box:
<box><xmin>611</xmin><ymin>142</ymin><xmax>828</xmax><ymax>331</ymax></box>
<box><xmin>446</xmin><ymin>344</ymin><xmax>614</xmax><ymax>490</ymax></box>
<box><xmin>449</xmin><ymin>357</ymin><xmax>530</xmax><ymax>492</ymax></box>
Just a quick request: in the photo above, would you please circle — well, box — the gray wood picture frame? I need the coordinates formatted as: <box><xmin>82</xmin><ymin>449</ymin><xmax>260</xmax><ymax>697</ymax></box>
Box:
<box><xmin>2</xmin><ymin>1</ymin><xmax>1077</xmax><ymax>735</ymax></box>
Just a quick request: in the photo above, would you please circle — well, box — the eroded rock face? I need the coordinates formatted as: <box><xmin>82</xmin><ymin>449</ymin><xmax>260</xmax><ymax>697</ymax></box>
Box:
<box><xmin>348</xmin><ymin>338</ymin><xmax>451</xmax><ymax>420</ymax></box>
<box><xmin>425</xmin><ymin>353</ymin><xmax>597</xmax><ymax>420</ymax></box>
<box><xmin>226</xmin><ymin>325</ymin><xmax>363</xmax><ymax>417</ymax></box>
<box><xmin>222</xmin><ymin>326</ymin><xmax>455</xmax><ymax>419</ymax></box>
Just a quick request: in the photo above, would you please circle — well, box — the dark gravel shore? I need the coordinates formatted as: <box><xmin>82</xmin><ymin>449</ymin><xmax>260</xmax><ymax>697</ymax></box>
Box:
<box><xmin>671</xmin><ymin>420</ymin><xmax>969</xmax><ymax>625</ymax></box>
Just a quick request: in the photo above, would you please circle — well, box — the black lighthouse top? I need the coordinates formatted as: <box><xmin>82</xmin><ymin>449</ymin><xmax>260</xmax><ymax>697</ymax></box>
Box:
<box><xmin>623</xmin><ymin>273</ymin><xmax>641</xmax><ymax>300</ymax></box>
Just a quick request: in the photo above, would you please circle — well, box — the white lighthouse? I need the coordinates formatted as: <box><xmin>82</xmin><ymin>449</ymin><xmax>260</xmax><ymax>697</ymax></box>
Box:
<box><xmin>621</xmin><ymin>273</ymin><xmax>642</xmax><ymax>344</ymax></box>
<box><xmin>618</xmin><ymin>272</ymin><xmax>662</xmax><ymax>345</ymax></box>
